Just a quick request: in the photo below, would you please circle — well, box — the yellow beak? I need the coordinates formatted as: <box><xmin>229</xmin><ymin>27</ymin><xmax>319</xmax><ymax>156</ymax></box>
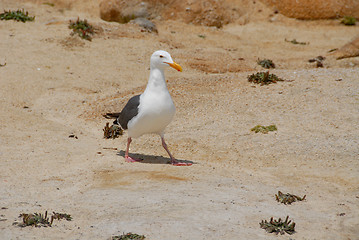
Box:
<box><xmin>166</xmin><ymin>61</ymin><xmax>182</xmax><ymax>72</ymax></box>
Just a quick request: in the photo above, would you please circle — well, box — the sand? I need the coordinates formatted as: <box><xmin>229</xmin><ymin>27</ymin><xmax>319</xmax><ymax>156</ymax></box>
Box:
<box><xmin>0</xmin><ymin>1</ymin><xmax>359</xmax><ymax>239</ymax></box>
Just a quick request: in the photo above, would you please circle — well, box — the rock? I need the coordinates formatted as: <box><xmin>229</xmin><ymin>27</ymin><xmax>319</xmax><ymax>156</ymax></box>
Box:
<box><xmin>99</xmin><ymin>0</ymin><xmax>121</xmax><ymax>22</ymax></box>
<box><xmin>99</xmin><ymin>0</ymin><xmax>240</xmax><ymax>28</ymax></box>
<box><xmin>122</xmin><ymin>1</ymin><xmax>149</xmax><ymax>20</ymax></box>
<box><xmin>261</xmin><ymin>0</ymin><xmax>359</xmax><ymax>19</ymax></box>
<box><xmin>162</xmin><ymin>0</ymin><xmax>236</xmax><ymax>28</ymax></box>
<box><xmin>330</xmin><ymin>35</ymin><xmax>359</xmax><ymax>59</ymax></box>
<box><xmin>130</xmin><ymin>18</ymin><xmax>158</xmax><ymax>33</ymax></box>
<box><xmin>99</xmin><ymin>0</ymin><xmax>149</xmax><ymax>23</ymax></box>
<box><xmin>184</xmin><ymin>1</ymin><xmax>228</xmax><ymax>28</ymax></box>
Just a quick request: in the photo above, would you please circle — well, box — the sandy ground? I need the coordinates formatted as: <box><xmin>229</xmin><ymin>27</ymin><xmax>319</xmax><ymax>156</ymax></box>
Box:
<box><xmin>1</xmin><ymin>1</ymin><xmax>359</xmax><ymax>239</ymax></box>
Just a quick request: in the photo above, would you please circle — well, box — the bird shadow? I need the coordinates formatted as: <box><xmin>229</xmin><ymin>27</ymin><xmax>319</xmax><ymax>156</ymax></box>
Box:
<box><xmin>117</xmin><ymin>150</ymin><xmax>195</xmax><ymax>165</ymax></box>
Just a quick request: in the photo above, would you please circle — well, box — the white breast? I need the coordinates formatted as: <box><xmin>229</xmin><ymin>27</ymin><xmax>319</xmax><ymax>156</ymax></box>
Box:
<box><xmin>127</xmin><ymin>91</ymin><xmax>175</xmax><ymax>138</ymax></box>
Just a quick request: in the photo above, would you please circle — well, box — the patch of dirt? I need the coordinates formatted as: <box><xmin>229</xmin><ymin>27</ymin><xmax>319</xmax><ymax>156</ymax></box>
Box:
<box><xmin>186</xmin><ymin>50</ymin><xmax>252</xmax><ymax>73</ymax></box>
<box><xmin>94</xmin><ymin>169</ymin><xmax>187</xmax><ymax>188</ymax></box>
<box><xmin>59</xmin><ymin>36</ymin><xmax>86</xmax><ymax>49</ymax></box>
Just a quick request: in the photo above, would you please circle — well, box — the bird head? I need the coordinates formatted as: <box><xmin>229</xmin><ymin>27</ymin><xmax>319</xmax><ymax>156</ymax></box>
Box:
<box><xmin>150</xmin><ymin>50</ymin><xmax>182</xmax><ymax>72</ymax></box>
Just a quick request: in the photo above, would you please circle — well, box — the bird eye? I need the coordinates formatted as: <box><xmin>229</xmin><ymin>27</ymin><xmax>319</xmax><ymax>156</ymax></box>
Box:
<box><xmin>159</xmin><ymin>55</ymin><xmax>164</xmax><ymax>58</ymax></box>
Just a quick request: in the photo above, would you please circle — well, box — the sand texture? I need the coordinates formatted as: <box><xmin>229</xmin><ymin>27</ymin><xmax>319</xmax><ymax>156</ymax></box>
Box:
<box><xmin>0</xmin><ymin>1</ymin><xmax>359</xmax><ymax>239</ymax></box>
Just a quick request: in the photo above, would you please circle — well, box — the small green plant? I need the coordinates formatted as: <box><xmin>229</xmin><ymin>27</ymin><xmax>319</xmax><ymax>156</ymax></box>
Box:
<box><xmin>285</xmin><ymin>38</ymin><xmax>308</xmax><ymax>45</ymax></box>
<box><xmin>69</xmin><ymin>18</ymin><xmax>94</xmax><ymax>41</ymax></box>
<box><xmin>0</xmin><ymin>9</ymin><xmax>35</xmax><ymax>22</ymax></box>
<box><xmin>341</xmin><ymin>16</ymin><xmax>356</xmax><ymax>25</ymax></box>
<box><xmin>257</xmin><ymin>58</ymin><xmax>275</xmax><ymax>69</ymax></box>
<box><xmin>198</xmin><ymin>34</ymin><xmax>206</xmax><ymax>39</ymax></box>
<box><xmin>51</xmin><ymin>212</ymin><xmax>72</xmax><ymax>222</ymax></box>
<box><xmin>260</xmin><ymin>216</ymin><xmax>295</xmax><ymax>235</ymax></box>
<box><xmin>251</xmin><ymin>125</ymin><xmax>277</xmax><ymax>134</ymax></box>
<box><xmin>43</xmin><ymin>2</ymin><xmax>55</xmax><ymax>7</ymax></box>
<box><xmin>112</xmin><ymin>232</ymin><xmax>146</xmax><ymax>240</ymax></box>
<box><xmin>17</xmin><ymin>212</ymin><xmax>51</xmax><ymax>227</ymax></box>
<box><xmin>248</xmin><ymin>71</ymin><xmax>284</xmax><ymax>85</ymax></box>
<box><xmin>275</xmin><ymin>191</ymin><xmax>306</xmax><ymax>205</ymax></box>
<box><xmin>103</xmin><ymin>122</ymin><xmax>123</xmax><ymax>139</ymax></box>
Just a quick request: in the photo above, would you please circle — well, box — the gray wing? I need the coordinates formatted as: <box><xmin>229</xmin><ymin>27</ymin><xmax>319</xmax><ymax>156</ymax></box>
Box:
<box><xmin>118</xmin><ymin>94</ymin><xmax>141</xmax><ymax>130</ymax></box>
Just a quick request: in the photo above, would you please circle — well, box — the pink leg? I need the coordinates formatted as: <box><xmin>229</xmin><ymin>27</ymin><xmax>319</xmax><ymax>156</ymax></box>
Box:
<box><xmin>161</xmin><ymin>137</ymin><xmax>192</xmax><ymax>166</ymax></box>
<box><xmin>125</xmin><ymin>137</ymin><xmax>143</xmax><ymax>162</ymax></box>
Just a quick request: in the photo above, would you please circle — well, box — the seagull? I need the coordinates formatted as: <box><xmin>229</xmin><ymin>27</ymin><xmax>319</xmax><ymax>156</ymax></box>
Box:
<box><xmin>105</xmin><ymin>50</ymin><xmax>192</xmax><ymax>166</ymax></box>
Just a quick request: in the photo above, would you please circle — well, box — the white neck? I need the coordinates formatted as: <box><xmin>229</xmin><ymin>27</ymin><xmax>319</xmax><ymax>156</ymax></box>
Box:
<box><xmin>144</xmin><ymin>67</ymin><xmax>168</xmax><ymax>94</ymax></box>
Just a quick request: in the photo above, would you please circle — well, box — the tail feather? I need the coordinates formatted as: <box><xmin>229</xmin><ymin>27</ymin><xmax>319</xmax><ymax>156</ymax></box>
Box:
<box><xmin>103</xmin><ymin>112</ymin><xmax>120</xmax><ymax>119</ymax></box>
<box><xmin>103</xmin><ymin>112</ymin><xmax>121</xmax><ymax>126</ymax></box>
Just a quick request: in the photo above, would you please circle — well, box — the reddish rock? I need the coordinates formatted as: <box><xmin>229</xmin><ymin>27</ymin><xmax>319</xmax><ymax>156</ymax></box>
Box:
<box><xmin>261</xmin><ymin>0</ymin><xmax>359</xmax><ymax>19</ymax></box>
<box><xmin>330</xmin><ymin>35</ymin><xmax>359</xmax><ymax>59</ymax></box>
<box><xmin>99</xmin><ymin>0</ymin><xmax>240</xmax><ymax>28</ymax></box>
<box><xmin>99</xmin><ymin>0</ymin><xmax>149</xmax><ymax>23</ymax></box>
